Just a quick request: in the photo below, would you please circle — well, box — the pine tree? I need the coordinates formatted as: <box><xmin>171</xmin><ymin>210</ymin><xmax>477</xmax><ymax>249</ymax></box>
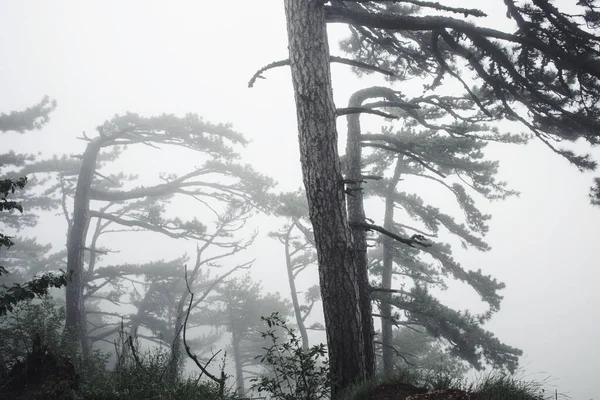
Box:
<box><xmin>60</xmin><ymin>112</ymin><xmax>274</xmax><ymax>357</ymax></box>
<box><xmin>207</xmin><ymin>274</ymin><xmax>292</xmax><ymax>397</ymax></box>
<box><xmin>0</xmin><ymin>98</ymin><xmax>68</xmax><ymax>316</ymax></box>
<box><xmin>270</xmin><ymin>190</ymin><xmax>320</xmax><ymax>351</ymax></box>
<box><xmin>386</xmin><ymin>325</ymin><xmax>469</xmax><ymax>380</ymax></box>
<box><xmin>336</xmin><ymin>80</ymin><xmax>527</xmax><ymax>374</ymax></box>
<box><xmin>255</xmin><ymin>1</ymin><xmax>600</xmax><ymax>395</ymax></box>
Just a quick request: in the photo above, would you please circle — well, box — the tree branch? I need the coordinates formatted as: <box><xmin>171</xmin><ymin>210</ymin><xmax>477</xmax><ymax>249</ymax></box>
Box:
<box><xmin>337</xmin><ymin>107</ymin><xmax>398</xmax><ymax>119</ymax></box>
<box><xmin>248</xmin><ymin>55</ymin><xmax>395</xmax><ymax>87</ymax></box>
<box><xmin>342</xmin><ymin>0</ymin><xmax>487</xmax><ymax>18</ymax></box>
<box><xmin>349</xmin><ymin>221</ymin><xmax>433</xmax><ymax>248</ymax></box>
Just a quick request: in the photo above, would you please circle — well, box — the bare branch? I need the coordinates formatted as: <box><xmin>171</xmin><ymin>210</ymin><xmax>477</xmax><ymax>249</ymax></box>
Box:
<box><xmin>182</xmin><ymin>267</ymin><xmax>227</xmax><ymax>389</ymax></box>
<box><xmin>374</xmin><ymin>340</ymin><xmax>417</xmax><ymax>366</ymax></box>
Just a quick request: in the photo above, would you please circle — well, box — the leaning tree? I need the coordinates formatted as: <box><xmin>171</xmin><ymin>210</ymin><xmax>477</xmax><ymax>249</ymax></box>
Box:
<box><xmin>341</xmin><ymin>85</ymin><xmax>525</xmax><ymax>375</ymax></box>
<box><xmin>63</xmin><ymin>112</ymin><xmax>273</xmax><ymax>357</ymax></box>
<box><xmin>252</xmin><ymin>0</ymin><xmax>600</xmax><ymax>396</ymax></box>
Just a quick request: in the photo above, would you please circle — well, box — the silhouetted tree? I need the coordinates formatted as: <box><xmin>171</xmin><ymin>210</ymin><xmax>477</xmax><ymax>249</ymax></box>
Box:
<box><xmin>207</xmin><ymin>274</ymin><xmax>292</xmax><ymax>397</ymax></box>
<box><xmin>338</xmin><ymin>81</ymin><xmax>525</xmax><ymax>375</ymax></box>
<box><xmin>385</xmin><ymin>325</ymin><xmax>469</xmax><ymax>380</ymax></box>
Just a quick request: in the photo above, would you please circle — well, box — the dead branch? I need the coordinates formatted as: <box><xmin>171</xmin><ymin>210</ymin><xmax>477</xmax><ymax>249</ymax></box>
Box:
<box><xmin>182</xmin><ymin>267</ymin><xmax>227</xmax><ymax>392</ymax></box>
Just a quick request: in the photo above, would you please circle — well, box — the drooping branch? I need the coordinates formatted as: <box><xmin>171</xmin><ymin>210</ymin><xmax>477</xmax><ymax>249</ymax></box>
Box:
<box><xmin>326</xmin><ymin>2</ymin><xmax>600</xmax><ymax>157</ymax></box>
<box><xmin>325</xmin><ymin>4</ymin><xmax>600</xmax><ymax>76</ymax></box>
<box><xmin>361</xmin><ymin>141</ymin><xmax>446</xmax><ymax>178</ymax></box>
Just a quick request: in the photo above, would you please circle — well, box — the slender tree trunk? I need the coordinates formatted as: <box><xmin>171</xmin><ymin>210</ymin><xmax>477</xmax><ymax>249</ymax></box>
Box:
<box><xmin>346</xmin><ymin>87</ymin><xmax>406</xmax><ymax>377</ymax></box>
<box><xmin>284</xmin><ymin>0</ymin><xmax>366</xmax><ymax>396</ymax></box>
<box><xmin>345</xmin><ymin>90</ymin><xmax>375</xmax><ymax>378</ymax></box>
<box><xmin>381</xmin><ymin>159</ymin><xmax>403</xmax><ymax>375</ymax></box>
<box><xmin>284</xmin><ymin>225</ymin><xmax>310</xmax><ymax>351</ymax></box>
<box><xmin>231</xmin><ymin>328</ymin><xmax>245</xmax><ymax>397</ymax></box>
<box><xmin>65</xmin><ymin>140</ymin><xmax>103</xmax><ymax>357</ymax></box>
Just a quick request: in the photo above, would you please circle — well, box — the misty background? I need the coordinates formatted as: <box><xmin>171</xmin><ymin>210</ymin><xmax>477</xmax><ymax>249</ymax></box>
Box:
<box><xmin>1</xmin><ymin>1</ymin><xmax>599</xmax><ymax>399</ymax></box>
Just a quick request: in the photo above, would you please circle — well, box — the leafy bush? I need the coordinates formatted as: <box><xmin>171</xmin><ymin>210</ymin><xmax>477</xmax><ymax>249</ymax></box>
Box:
<box><xmin>0</xmin><ymin>297</ymin><xmax>229</xmax><ymax>400</ymax></box>
<box><xmin>0</xmin><ymin>297</ymin><xmax>65</xmax><ymax>371</ymax></box>
<box><xmin>79</xmin><ymin>329</ymin><xmax>230</xmax><ymax>400</ymax></box>
<box><xmin>340</xmin><ymin>368</ymin><xmax>557</xmax><ymax>400</ymax></box>
<box><xmin>0</xmin><ymin>176</ymin><xmax>69</xmax><ymax>317</ymax></box>
<box><xmin>251</xmin><ymin>312</ymin><xmax>330</xmax><ymax>400</ymax></box>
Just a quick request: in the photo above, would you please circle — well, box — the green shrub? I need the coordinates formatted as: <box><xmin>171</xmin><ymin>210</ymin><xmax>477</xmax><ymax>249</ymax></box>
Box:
<box><xmin>0</xmin><ymin>297</ymin><xmax>65</xmax><ymax>370</ymax></box>
<box><xmin>79</xmin><ymin>332</ymin><xmax>229</xmax><ymax>400</ymax></box>
<box><xmin>472</xmin><ymin>371</ymin><xmax>553</xmax><ymax>400</ymax></box>
<box><xmin>251</xmin><ymin>312</ymin><xmax>330</xmax><ymax>400</ymax></box>
<box><xmin>0</xmin><ymin>297</ymin><xmax>229</xmax><ymax>400</ymax></box>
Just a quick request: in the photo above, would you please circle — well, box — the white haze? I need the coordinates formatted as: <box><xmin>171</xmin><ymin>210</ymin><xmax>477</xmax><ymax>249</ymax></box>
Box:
<box><xmin>1</xmin><ymin>1</ymin><xmax>599</xmax><ymax>399</ymax></box>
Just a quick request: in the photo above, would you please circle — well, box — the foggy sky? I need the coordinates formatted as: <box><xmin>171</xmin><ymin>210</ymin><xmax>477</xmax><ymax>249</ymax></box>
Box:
<box><xmin>1</xmin><ymin>1</ymin><xmax>599</xmax><ymax>399</ymax></box>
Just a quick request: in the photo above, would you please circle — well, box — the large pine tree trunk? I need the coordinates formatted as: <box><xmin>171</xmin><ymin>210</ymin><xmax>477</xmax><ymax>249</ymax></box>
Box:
<box><xmin>65</xmin><ymin>140</ymin><xmax>102</xmax><ymax>357</ymax></box>
<box><xmin>284</xmin><ymin>0</ymin><xmax>366</xmax><ymax>396</ymax></box>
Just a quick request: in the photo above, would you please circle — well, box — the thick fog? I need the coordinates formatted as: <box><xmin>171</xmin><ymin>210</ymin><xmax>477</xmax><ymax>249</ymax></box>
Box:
<box><xmin>1</xmin><ymin>1</ymin><xmax>599</xmax><ymax>399</ymax></box>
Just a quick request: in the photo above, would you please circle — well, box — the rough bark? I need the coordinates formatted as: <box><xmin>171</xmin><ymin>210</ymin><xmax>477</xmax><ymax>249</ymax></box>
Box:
<box><xmin>381</xmin><ymin>159</ymin><xmax>403</xmax><ymax>375</ymax></box>
<box><xmin>284</xmin><ymin>0</ymin><xmax>366</xmax><ymax>396</ymax></box>
<box><xmin>64</xmin><ymin>139</ymin><xmax>103</xmax><ymax>357</ymax></box>
<box><xmin>284</xmin><ymin>224</ymin><xmax>310</xmax><ymax>351</ymax></box>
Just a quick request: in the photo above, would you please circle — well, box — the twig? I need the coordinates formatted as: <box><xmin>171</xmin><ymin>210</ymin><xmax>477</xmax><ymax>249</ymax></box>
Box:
<box><xmin>374</xmin><ymin>340</ymin><xmax>417</xmax><ymax>366</ymax></box>
<box><xmin>349</xmin><ymin>221</ymin><xmax>433</xmax><ymax>248</ymax></box>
